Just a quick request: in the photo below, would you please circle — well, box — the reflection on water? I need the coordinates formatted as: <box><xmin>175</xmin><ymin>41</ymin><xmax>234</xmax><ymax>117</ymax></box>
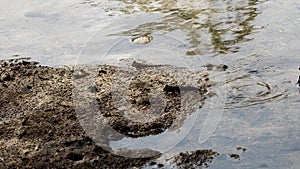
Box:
<box><xmin>101</xmin><ymin>0</ymin><xmax>266</xmax><ymax>55</ymax></box>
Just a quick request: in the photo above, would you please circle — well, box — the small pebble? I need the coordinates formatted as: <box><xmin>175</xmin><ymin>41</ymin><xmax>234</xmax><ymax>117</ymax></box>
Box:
<box><xmin>131</xmin><ymin>35</ymin><xmax>152</xmax><ymax>44</ymax></box>
<box><xmin>228</xmin><ymin>154</ymin><xmax>240</xmax><ymax>159</ymax></box>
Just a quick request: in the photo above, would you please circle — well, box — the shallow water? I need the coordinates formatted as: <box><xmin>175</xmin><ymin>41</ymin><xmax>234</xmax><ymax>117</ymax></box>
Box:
<box><xmin>1</xmin><ymin>0</ymin><xmax>300</xmax><ymax>168</ymax></box>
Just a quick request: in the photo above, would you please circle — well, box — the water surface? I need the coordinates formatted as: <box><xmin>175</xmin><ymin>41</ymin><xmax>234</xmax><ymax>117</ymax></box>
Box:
<box><xmin>1</xmin><ymin>0</ymin><xmax>299</xmax><ymax>168</ymax></box>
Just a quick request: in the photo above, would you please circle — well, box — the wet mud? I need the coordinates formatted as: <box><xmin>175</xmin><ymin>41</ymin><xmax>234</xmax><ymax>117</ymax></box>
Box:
<box><xmin>0</xmin><ymin>60</ymin><xmax>218</xmax><ymax>168</ymax></box>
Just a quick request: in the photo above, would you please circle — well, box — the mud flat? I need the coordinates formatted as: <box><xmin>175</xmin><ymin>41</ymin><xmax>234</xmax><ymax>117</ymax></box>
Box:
<box><xmin>0</xmin><ymin>59</ymin><xmax>218</xmax><ymax>168</ymax></box>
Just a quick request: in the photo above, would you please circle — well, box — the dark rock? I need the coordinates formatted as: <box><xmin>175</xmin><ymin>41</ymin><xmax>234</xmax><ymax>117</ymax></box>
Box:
<box><xmin>164</xmin><ymin>85</ymin><xmax>180</xmax><ymax>95</ymax></box>
<box><xmin>229</xmin><ymin>154</ymin><xmax>240</xmax><ymax>159</ymax></box>
<box><xmin>171</xmin><ymin>149</ymin><xmax>219</xmax><ymax>168</ymax></box>
<box><xmin>149</xmin><ymin>161</ymin><xmax>156</xmax><ymax>166</ymax></box>
<box><xmin>66</xmin><ymin>153</ymin><xmax>84</xmax><ymax>161</ymax></box>
<box><xmin>236</xmin><ymin>146</ymin><xmax>247</xmax><ymax>152</ymax></box>
<box><xmin>157</xmin><ymin>163</ymin><xmax>164</xmax><ymax>168</ymax></box>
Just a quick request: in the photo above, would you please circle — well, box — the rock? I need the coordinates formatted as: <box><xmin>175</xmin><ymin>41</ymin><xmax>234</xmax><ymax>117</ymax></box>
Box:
<box><xmin>228</xmin><ymin>154</ymin><xmax>240</xmax><ymax>160</ymax></box>
<box><xmin>0</xmin><ymin>59</ymin><xmax>212</xmax><ymax>168</ymax></box>
<box><xmin>171</xmin><ymin>149</ymin><xmax>219</xmax><ymax>168</ymax></box>
<box><xmin>131</xmin><ymin>35</ymin><xmax>153</xmax><ymax>44</ymax></box>
<box><xmin>236</xmin><ymin>146</ymin><xmax>247</xmax><ymax>152</ymax></box>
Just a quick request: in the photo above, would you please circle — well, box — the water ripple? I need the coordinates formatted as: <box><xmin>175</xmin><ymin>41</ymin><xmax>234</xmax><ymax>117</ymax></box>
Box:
<box><xmin>224</xmin><ymin>69</ymin><xmax>294</xmax><ymax>109</ymax></box>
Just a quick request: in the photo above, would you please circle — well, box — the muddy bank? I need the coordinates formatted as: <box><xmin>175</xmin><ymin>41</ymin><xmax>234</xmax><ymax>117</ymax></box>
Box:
<box><xmin>0</xmin><ymin>59</ymin><xmax>217</xmax><ymax>168</ymax></box>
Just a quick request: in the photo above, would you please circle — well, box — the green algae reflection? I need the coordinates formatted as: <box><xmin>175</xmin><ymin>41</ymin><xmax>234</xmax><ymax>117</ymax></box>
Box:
<box><xmin>83</xmin><ymin>0</ymin><xmax>266</xmax><ymax>56</ymax></box>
